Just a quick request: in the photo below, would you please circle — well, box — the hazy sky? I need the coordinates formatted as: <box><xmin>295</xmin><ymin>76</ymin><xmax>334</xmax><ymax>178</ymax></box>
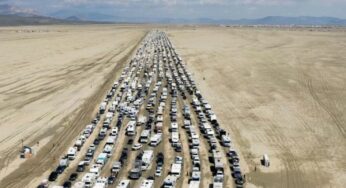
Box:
<box><xmin>3</xmin><ymin>0</ymin><xmax>346</xmax><ymax>19</ymax></box>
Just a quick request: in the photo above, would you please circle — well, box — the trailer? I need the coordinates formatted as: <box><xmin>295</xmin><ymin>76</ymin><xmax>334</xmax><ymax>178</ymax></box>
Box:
<box><xmin>140</xmin><ymin>179</ymin><xmax>154</xmax><ymax>188</ymax></box>
<box><xmin>141</xmin><ymin>150</ymin><xmax>154</xmax><ymax>170</ymax></box>
<box><xmin>82</xmin><ymin>173</ymin><xmax>96</xmax><ymax>188</ymax></box>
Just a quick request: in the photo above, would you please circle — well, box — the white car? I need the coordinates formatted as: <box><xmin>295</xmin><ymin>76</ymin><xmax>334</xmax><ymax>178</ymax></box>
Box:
<box><xmin>155</xmin><ymin>166</ymin><xmax>162</xmax><ymax>177</ymax></box>
<box><xmin>132</xmin><ymin>143</ymin><xmax>142</xmax><ymax>150</ymax></box>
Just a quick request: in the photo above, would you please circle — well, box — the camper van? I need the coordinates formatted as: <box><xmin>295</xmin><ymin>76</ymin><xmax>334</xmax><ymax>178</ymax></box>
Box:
<box><xmin>140</xmin><ymin>179</ymin><xmax>154</xmax><ymax>188</ymax></box>
<box><xmin>82</xmin><ymin>173</ymin><xmax>96</xmax><ymax>188</ymax></box>
<box><xmin>150</xmin><ymin>133</ymin><xmax>162</xmax><ymax>146</ymax></box>
<box><xmin>140</xmin><ymin>130</ymin><xmax>151</xmax><ymax>143</ymax></box>
<box><xmin>141</xmin><ymin>150</ymin><xmax>154</xmax><ymax>170</ymax></box>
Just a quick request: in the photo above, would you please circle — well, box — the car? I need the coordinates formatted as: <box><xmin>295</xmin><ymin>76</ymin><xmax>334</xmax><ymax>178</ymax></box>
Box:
<box><xmin>48</xmin><ymin>171</ymin><xmax>58</xmax><ymax>181</ymax></box>
<box><xmin>156</xmin><ymin>152</ymin><xmax>164</xmax><ymax>165</ymax></box>
<box><xmin>76</xmin><ymin>162</ymin><xmax>85</xmax><ymax>172</ymax></box>
<box><xmin>148</xmin><ymin>176</ymin><xmax>155</xmax><ymax>180</ymax></box>
<box><xmin>155</xmin><ymin>166</ymin><xmax>162</xmax><ymax>177</ymax></box>
<box><xmin>69</xmin><ymin>173</ymin><xmax>78</xmax><ymax>181</ymax></box>
<box><xmin>56</xmin><ymin>166</ymin><xmax>65</xmax><ymax>174</ymax></box>
<box><xmin>63</xmin><ymin>181</ymin><xmax>72</xmax><ymax>188</ymax></box>
<box><xmin>235</xmin><ymin>176</ymin><xmax>244</xmax><ymax>185</ymax></box>
<box><xmin>108</xmin><ymin>175</ymin><xmax>116</xmax><ymax>184</ymax></box>
<box><xmin>132</xmin><ymin>143</ymin><xmax>142</xmax><ymax>150</ymax></box>
<box><xmin>128</xmin><ymin>139</ymin><xmax>134</xmax><ymax>145</ymax></box>
<box><xmin>93</xmin><ymin>138</ymin><xmax>100</xmax><ymax>145</ymax></box>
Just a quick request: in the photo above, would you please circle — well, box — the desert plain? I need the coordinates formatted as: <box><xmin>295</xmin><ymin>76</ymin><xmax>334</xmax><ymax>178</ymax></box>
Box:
<box><xmin>0</xmin><ymin>25</ymin><xmax>345</xmax><ymax>188</ymax></box>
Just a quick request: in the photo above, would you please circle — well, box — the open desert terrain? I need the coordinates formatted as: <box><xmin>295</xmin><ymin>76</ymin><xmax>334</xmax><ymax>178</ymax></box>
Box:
<box><xmin>0</xmin><ymin>25</ymin><xmax>147</xmax><ymax>187</ymax></box>
<box><xmin>167</xmin><ymin>27</ymin><xmax>346</xmax><ymax>188</ymax></box>
<box><xmin>0</xmin><ymin>25</ymin><xmax>345</xmax><ymax>188</ymax></box>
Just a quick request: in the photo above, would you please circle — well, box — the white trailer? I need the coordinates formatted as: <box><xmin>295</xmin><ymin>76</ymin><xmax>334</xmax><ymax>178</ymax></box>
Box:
<box><xmin>82</xmin><ymin>173</ymin><xmax>96</xmax><ymax>188</ymax></box>
<box><xmin>140</xmin><ymin>179</ymin><xmax>154</xmax><ymax>188</ymax></box>
<box><xmin>170</xmin><ymin>163</ymin><xmax>182</xmax><ymax>178</ymax></box>
<box><xmin>141</xmin><ymin>150</ymin><xmax>154</xmax><ymax>170</ymax></box>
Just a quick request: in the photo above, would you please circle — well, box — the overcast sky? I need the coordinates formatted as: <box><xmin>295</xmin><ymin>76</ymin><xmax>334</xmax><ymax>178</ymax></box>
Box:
<box><xmin>3</xmin><ymin>0</ymin><xmax>346</xmax><ymax>19</ymax></box>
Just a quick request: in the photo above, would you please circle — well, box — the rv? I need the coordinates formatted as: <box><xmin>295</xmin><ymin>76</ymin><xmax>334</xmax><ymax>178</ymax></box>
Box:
<box><xmin>150</xmin><ymin>133</ymin><xmax>162</xmax><ymax>146</ymax></box>
<box><xmin>141</xmin><ymin>150</ymin><xmax>154</xmax><ymax>170</ymax></box>
<box><xmin>140</xmin><ymin>179</ymin><xmax>154</xmax><ymax>188</ymax></box>
<box><xmin>82</xmin><ymin>173</ymin><xmax>96</xmax><ymax>188</ymax></box>
<box><xmin>170</xmin><ymin>163</ymin><xmax>182</xmax><ymax>178</ymax></box>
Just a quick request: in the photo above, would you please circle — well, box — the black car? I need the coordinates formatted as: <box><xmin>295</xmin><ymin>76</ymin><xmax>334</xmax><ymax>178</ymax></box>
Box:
<box><xmin>108</xmin><ymin>175</ymin><xmax>116</xmax><ymax>184</ymax></box>
<box><xmin>69</xmin><ymin>173</ymin><xmax>78</xmax><ymax>181</ymax></box>
<box><xmin>175</xmin><ymin>144</ymin><xmax>182</xmax><ymax>152</ymax></box>
<box><xmin>63</xmin><ymin>181</ymin><xmax>72</xmax><ymax>188</ymax></box>
<box><xmin>48</xmin><ymin>171</ymin><xmax>58</xmax><ymax>181</ymax></box>
<box><xmin>77</xmin><ymin>163</ymin><xmax>85</xmax><ymax>172</ymax></box>
<box><xmin>127</xmin><ymin>139</ymin><xmax>133</xmax><ymax>145</ymax></box>
<box><xmin>156</xmin><ymin>153</ymin><xmax>164</xmax><ymax>165</ymax></box>
<box><xmin>93</xmin><ymin>138</ymin><xmax>100</xmax><ymax>145</ymax></box>
<box><xmin>56</xmin><ymin>166</ymin><xmax>65</xmax><ymax>174</ymax></box>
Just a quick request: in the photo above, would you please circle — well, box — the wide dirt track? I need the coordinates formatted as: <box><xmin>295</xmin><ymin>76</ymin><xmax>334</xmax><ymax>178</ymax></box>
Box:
<box><xmin>167</xmin><ymin>27</ymin><xmax>346</xmax><ymax>188</ymax></box>
<box><xmin>0</xmin><ymin>25</ymin><xmax>345</xmax><ymax>188</ymax></box>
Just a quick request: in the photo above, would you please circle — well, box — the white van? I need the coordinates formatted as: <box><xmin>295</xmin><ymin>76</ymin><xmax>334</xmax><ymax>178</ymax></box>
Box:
<box><xmin>171</xmin><ymin>132</ymin><xmax>180</xmax><ymax>144</ymax></box>
<box><xmin>150</xmin><ymin>133</ymin><xmax>162</xmax><ymax>146</ymax></box>
<box><xmin>140</xmin><ymin>130</ymin><xmax>151</xmax><ymax>143</ymax></box>
<box><xmin>67</xmin><ymin>147</ymin><xmax>77</xmax><ymax>160</ymax></box>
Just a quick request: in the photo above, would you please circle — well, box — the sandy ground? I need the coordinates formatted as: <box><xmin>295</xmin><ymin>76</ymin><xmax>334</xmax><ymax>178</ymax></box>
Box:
<box><xmin>0</xmin><ymin>25</ymin><xmax>345</xmax><ymax>188</ymax></box>
<box><xmin>167</xmin><ymin>27</ymin><xmax>346</xmax><ymax>187</ymax></box>
<box><xmin>0</xmin><ymin>25</ymin><xmax>147</xmax><ymax>187</ymax></box>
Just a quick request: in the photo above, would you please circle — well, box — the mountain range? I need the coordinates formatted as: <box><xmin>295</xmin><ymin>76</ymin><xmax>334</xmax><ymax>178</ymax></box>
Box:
<box><xmin>1</xmin><ymin>3</ymin><xmax>346</xmax><ymax>26</ymax></box>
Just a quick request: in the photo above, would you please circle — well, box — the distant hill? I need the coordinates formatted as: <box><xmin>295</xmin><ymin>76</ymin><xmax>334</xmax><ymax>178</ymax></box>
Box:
<box><xmin>0</xmin><ymin>4</ymin><xmax>106</xmax><ymax>26</ymax></box>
